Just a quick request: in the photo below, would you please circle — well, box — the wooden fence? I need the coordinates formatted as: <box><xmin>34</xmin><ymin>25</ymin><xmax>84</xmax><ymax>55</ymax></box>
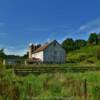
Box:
<box><xmin>14</xmin><ymin>66</ymin><xmax>100</xmax><ymax>75</ymax></box>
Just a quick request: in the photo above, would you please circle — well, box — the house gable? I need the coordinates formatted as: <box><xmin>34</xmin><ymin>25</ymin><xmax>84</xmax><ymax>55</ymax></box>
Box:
<box><xmin>43</xmin><ymin>40</ymin><xmax>66</xmax><ymax>63</ymax></box>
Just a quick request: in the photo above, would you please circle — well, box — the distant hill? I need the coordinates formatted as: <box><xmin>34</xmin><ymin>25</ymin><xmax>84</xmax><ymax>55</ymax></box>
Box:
<box><xmin>67</xmin><ymin>45</ymin><xmax>100</xmax><ymax>67</ymax></box>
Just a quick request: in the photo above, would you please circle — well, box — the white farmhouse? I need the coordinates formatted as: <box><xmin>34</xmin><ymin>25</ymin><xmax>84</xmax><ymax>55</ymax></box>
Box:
<box><xmin>28</xmin><ymin>40</ymin><xmax>66</xmax><ymax>63</ymax></box>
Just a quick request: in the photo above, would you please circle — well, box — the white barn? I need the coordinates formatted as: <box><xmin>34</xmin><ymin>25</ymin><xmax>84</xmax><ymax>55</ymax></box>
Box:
<box><xmin>28</xmin><ymin>40</ymin><xmax>66</xmax><ymax>63</ymax></box>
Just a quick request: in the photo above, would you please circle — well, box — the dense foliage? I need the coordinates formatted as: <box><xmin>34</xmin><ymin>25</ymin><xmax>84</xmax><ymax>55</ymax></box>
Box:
<box><xmin>88</xmin><ymin>33</ymin><xmax>99</xmax><ymax>45</ymax></box>
<box><xmin>0</xmin><ymin>49</ymin><xmax>6</xmax><ymax>59</ymax></box>
<box><xmin>62</xmin><ymin>38</ymin><xmax>75</xmax><ymax>52</ymax></box>
<box><xmin>0</xmin><ymin>49</ymin><xmax>6</xmax><ymax>64</ymax></box>
<box><xmin>62</xmin><ymin>33</ymin><xmax>100</xmax><ymax>52</ymax></box>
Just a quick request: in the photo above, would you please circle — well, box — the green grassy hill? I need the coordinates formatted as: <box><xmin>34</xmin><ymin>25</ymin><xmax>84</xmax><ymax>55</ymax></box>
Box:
<box><xmin>67</xmin><ymin>45</ymin><xmax>100</xmax><ymax>67</ymax></box>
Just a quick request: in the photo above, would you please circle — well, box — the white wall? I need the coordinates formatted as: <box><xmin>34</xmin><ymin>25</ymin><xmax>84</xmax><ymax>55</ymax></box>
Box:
<box><xmin>32</xmin><ymin>51</ymin><xmax>44</xmax><ymax>61</ymax></box>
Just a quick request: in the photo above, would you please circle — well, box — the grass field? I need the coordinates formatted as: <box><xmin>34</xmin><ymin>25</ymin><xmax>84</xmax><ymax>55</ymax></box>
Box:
<box><xmin>0</xmin><ymin>68</ymin><xmax>100</xmax><ymax>100</ymax></box>
<box><xmin>67</xmin><ymin>45</ymin><xmax>100</xmax><ymax>67</ymax></box>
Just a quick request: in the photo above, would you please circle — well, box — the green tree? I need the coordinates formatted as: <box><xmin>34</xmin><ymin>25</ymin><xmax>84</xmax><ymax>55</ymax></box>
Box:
<box><xmin>62</xmin><ymin>38</ymin><xmax>75</xmax><ymax>52</ymax></box>
<box><xmin>88</xmin><ymin>33</ymin><xmax>99</xmax><ymax>45</ymax></box>
<box><xmin>75</xmin><ymin>39</ymin><xmax>87</xmax><ymax>49</ymax></box>
<box><xmin>0</xmin><ymin>49</ymin><xmax>6</xmax><ymax>59</ymax></box>
<box><xmin>22</xmin><ymin>52</ymin><xmax>28</xmax><ymax>59</ymax></box>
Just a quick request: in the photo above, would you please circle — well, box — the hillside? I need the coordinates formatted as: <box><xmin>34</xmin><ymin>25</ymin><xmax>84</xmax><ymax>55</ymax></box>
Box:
<box><xmin>67</xmin><ymin>45</ymin><xmax>100</xmax><ymax>67</ymax></box>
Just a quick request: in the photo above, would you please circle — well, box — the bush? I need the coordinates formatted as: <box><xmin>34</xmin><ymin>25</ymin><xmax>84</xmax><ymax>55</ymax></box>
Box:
<box><xmin>79</xmin><ymin>54</ymin><xmax>86</xmax><ymax>61</ymax></box>
<box><xmin>86</xmin><ymin>59</ymin><xmax>94</xmax><ymax>64</ymax></box>
<box><xmin>92</xmin><ymin>84</ymin><xmax>100</xmax><ymax>100</ymax></box>
<box><xmin>67</xmin><ymin>58</ymin><xmax>78</xmax><ymax>63</ymax></box>
<box><xmin>68</xmin><ymin>53</ymin><xmax>87</xmax><ymax>63</ymax></box>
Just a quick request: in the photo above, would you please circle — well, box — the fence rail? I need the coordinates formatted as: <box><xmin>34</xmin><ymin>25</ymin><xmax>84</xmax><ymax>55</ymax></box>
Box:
<box><xmin>13</xmin><ymin>66</ymin><xmax>100</xmax><ymax>75</ymax></box>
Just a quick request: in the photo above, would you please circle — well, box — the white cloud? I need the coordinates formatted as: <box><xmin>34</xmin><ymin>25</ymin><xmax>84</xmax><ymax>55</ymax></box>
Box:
<box><xmin>59</xmin><ymin>17</ymin><xmax>100</xmax><ymax>42</ymax></box>
<box><xmin>78</xmin><ymin>17</ymin><xmax>100</xmax><ymax>33</ymax></box>
<box><xmin>5</xmin><ymin>48</ymin><xmax>27</xmax><ymax>56</ymax></box>
<box><xmin>4</xmin><ymin>45</ymin><xmax>28</xmax><ymax>56</ymax></box>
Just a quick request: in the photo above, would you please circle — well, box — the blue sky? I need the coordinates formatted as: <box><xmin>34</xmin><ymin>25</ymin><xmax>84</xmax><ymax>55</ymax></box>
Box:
<box><xmin>0</xmin><ymin>0</ymin><xmax>100</xmax><ymax>55</ymax></box>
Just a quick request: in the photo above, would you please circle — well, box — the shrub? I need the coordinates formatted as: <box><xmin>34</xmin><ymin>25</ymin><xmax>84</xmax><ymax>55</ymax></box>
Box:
<box><xmin>79</xmin><ymin>54</ymin><xmax>86</xmax><ymax>61</ymax></box>
<box><xmin>86</xmin><ymin>59</ymin><xmax>94</xmax><ymax>64</ymax></box>
<box><xmin>68</xmin><ymin>53</ymin><xmax>87</xmax><ymax>63</ymax></box>
<box><xmin>67</xmin><ymin>58</ymin><xmax>78</xmax><ymax>63</ymax></box>
<box><xmin>92</xmin><ymin>84</ymin><xmax>100</xmax><ymax>100</ymax></box>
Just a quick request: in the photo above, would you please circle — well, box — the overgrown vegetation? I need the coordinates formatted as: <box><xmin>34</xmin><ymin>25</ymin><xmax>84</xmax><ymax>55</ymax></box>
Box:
<box><xmin>67</xmin><ymin>45</ymin><xmax>100</xmax><ymax>67</ymax></box>
<box><xmin>0</xmin><ymin>68</ymin><xmax>100</xmax><ymax>100</ymax></box>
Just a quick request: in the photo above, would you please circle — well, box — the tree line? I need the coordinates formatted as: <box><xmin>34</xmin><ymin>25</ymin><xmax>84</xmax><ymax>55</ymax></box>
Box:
<box><xmin>0</xmin><ymin>49</ymin><xmax>26</xmax><ymax>61</ymax></box>
<box><xmin>62</xmin><ymin>33</ymin><xmax>100</xmax><ymax>52</ymax></box>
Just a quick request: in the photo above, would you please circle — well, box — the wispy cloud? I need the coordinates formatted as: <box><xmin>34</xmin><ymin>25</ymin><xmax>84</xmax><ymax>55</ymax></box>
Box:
<box><xmin>59</xmin><ymin>18</ymin><xmax>100</xmax><ymax>42</ymax></box>
<box><xmin>4</xmin><ymin>46</ymin><xmax>27</xmax><ymax>56</ymax></box>
<box><xmin>5</xmin><ymin>49</ymin><xmax>26</xmax><ymax>56</ymax></box>
<box><xmin>78</xmin><ymin>17</ymin><xmax>100</xmax><ymax>33</ymax></box>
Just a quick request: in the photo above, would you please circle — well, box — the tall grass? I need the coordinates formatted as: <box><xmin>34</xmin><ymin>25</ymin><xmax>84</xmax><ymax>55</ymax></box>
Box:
<box><xmin>0</xmin><ymin>68</ymin><xmax>100</xmax><ymax>100</ymax></box>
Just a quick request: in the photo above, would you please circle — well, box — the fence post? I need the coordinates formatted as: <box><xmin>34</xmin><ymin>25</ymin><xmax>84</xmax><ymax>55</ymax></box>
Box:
<box><xmin>25</xmin><ymin>59</ymin><xmax>27</xmax><ymax>65</ymax></box>
<box><xmin>83</xmin><ymin>79</ymin><xmax>87</xmax><ymax>100</ymax></box>
<box><xmin>3</xmin><ymin>59</ymin><xmax>6</xmax><ymax>66</ymax></box>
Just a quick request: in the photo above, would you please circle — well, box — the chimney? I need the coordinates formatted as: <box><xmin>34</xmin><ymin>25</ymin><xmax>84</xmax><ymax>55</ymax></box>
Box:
<box><xmin>28</xmin><ymin>43</ymin><xmax>33</xmax><ymax>59</ymax></box>
<box><xmin>36</xmin><ymin>44</ymin><xmax>41</xmax><ymax>50</ymax></box>
<box><xmin>28</xmin><ymin>43</ymin><xmax>41</xmax><ymax>59</ymax></box>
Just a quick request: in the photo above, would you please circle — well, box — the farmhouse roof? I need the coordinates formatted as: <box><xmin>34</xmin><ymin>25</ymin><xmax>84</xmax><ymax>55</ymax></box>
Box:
<box><xmin>33</xmin><ymin>40</ymin><xmax>57</xmax><ymax>53</ymax></box>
